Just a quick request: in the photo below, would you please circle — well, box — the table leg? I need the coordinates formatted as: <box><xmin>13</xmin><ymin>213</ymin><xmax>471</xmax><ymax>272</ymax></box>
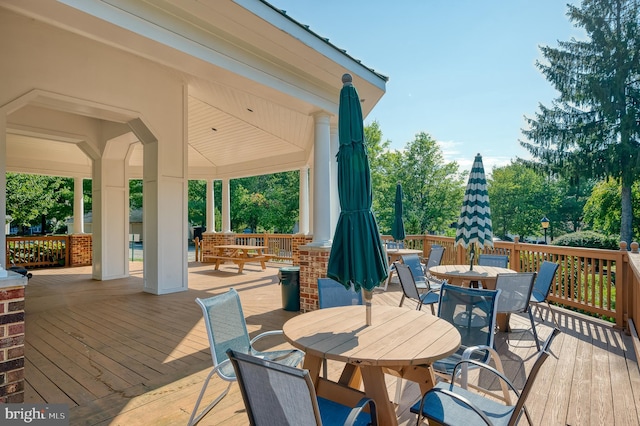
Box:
<box><xmin>360</xmin><ymin>366</ymin><xmax>397</xmax><ymax>426</ymax></box>
<box><xmin>497</xmin><ymin>313</ymin><xmax>511</xmax><ymax>332</ymax></box>
<box><xmin>338</xmin><ymin>363</ymin><xmax>362</xmax><ymax>389</ymax></box>
<box><xmin>302</xmin><ymin>354</ymin><xmax>323</xmax><ymax>388</ymax></box>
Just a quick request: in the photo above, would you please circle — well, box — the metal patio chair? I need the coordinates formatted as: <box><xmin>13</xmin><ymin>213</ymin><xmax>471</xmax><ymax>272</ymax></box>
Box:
<box><xmin>227</xmin><ymin>349</ymin><xmax>377</xmax><ymax>426</ymax></box>
<box><xmin>411</xmin><ymin>328</ymin><xmax>561</xmax><ymax>426</ymax></box>
<box><xmin>432</xmin><ymin>283</ymin><xmax>511</xmax><ymax>403</ymax></box>
<box><xmin>530</xmin><ymin>261</ymin><xmax>560</xmax><ymax>329</ymax></box>
<box><xmin>494</xmin><ymin>272</ymin><xmax>539</xmax><ymax>349</ymax></box>
<box><xmin>188</xmin><ymin>288</ymin><xmax>305</xmax><ymax>425</ymax></box>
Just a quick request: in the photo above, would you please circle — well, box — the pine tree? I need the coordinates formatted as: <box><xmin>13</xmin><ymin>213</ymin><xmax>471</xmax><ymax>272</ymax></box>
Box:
<box><xmin>521</xmin><ymin>0</ymin><xmax>640</xmax><ymax>244</ymax></box>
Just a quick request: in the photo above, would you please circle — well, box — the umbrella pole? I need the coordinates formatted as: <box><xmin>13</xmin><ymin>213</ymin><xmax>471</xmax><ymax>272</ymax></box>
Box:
<box><xmin>469</xmin><ymin>244</ymin><xmax>476</xmax><ymax>271</ymax></box>
<box><xmin>364</xmin><ymin>290</ymin><xmax>373</xmax><ymax>325</ymax></box>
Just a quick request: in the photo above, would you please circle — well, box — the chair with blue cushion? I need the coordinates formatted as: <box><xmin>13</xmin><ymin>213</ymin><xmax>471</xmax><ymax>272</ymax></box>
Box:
<box><xmin>399</xmin><ymin>250</ymin><xmax>444</xmax><ymax>306</ymax></box>
<box><xmin>188</xmin><ymin>288</ymin><xmax>305</xmax><ymax>425</ymax></box>
<box><xmin>410</xmin><ymin>328</ymin><xmax>561</xmax><ymax>426</ymax></box>
<box><xmin>227</xmin><ymin>349</ymin><xmax>377</xmax><ymax>426</ymax></box>
<box><xmin>530</xmin><ymin>261</ymin><xmax>560</xmax><ymax>329</ymax></box>
<box><xmin>394</xmin><ymin>262</ymin><xmax>439</xmax><ymax>314</ymax></box>
<box><xmin>431</xmin><ymin>283</ymin><xmax>511</xmax><ymax>403</ymax></box>
<box><xmin>318</xmin><ymin>278</ymin><xmax>363</xmax><ymax>308</ymax></box>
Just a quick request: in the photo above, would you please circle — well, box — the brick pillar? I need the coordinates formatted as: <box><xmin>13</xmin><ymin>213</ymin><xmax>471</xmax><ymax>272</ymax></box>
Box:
<box><xmin>201</xmin><ymin>232</ymin><xmax>236</xmax><ymax>261</ymax></box>
<box><xmin>291</xmin><ymin>234</ymin><xmax>313</xmax><ymax>266</ymax></box>
<box><xmin>298</xmin><ymin>244</ymin><xmax>330</xmax><ymax>312</ymax></box>
<box><xmin>69</xmin><ymin>233</ymin><xmax>92</xmax><ymax>266</ymax></box>
<box><xmin>0</xmin><ymin>272</ymin><xmax>28</xmax><ymax>402</ymax></box>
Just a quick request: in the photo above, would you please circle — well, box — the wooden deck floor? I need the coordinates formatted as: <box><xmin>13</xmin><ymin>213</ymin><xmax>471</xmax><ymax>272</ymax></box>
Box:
<box><xmin>23</xmin><ymin>262</ymin><xmax>640</xmax><ymax>425</ymax></box>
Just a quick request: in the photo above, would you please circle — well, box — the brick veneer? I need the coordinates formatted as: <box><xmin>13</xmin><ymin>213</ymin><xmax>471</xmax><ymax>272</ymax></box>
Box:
<box><xmin>0</xmin><ymin>284</ymin><xmax>26</xmax><ymax>402</ymax></box>
<box><xmin>200</xmin><ymin>232</ymin><xmax>236</xmax><ymax>261</ymax></box>
<box><xmin>69</xmin><ymin>233</ymin><xmax>92</xmax><ymax>266</ymax></box>
<box><xmin>298</xmin><ymin>244</ymin><xmax>330</xmax><ymax>312</ymax></box>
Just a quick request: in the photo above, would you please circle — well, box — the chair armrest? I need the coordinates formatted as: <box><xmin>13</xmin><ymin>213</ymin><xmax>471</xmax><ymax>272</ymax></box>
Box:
<box><xmin>344</xmin><ymin>397</ymin><xmax>377</xmax><ymax>426</ymax></box>
<box><xmin>460</xmin><ymin>345</ymin><xmax>511</xmax><ymax>404</ymax></box>
<box><xmin>451</xmin><ymin>359</ymin><xmax>521</xmax><ymax>399</ymax></box>
<box><xmin>416</xmin><ymin>388</ymin><xmax>493</xmax><ymax>426</ymax></box>
<box><xmin>249</xmin><ymin>329</ymin><xmax>284</xmax><ymax>345</ymax></box>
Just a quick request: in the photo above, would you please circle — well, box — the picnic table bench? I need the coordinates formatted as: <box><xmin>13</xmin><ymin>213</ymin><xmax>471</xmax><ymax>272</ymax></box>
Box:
<box><xmin>203</xmin><ymin>245</ymin><xmax>272</xmax><ymax>273</ymax></box>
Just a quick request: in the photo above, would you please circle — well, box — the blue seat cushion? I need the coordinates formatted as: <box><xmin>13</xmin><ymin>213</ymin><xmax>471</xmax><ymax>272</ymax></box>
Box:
<box><xmin>410</xmin><ymin>382</ymin><xmax>515</xmax><ymax>426</ymax></box>
<box><xmin>318</xmin><ymin>397</ymin><xmax>373</xmax><ymax>426</ymax></box>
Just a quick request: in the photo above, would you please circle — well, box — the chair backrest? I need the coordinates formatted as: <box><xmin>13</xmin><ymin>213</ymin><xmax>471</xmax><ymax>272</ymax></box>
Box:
<box><xmin>495</xmin><ymin>272</ymin><xmax>537</xmax><ymax>314</ymax></box>
<box><xmin>508</xmin><ymin>328</ymin><xmax>561</xmax><ymax>425</ymax></box>
<box><xmin>531</xmin><ymin>261</ymin><xmax>559</xmax><ymax>302</ymax></box>
<box><xmin>425</xmin><ymin>246</ymin><xmax>445</xmax><ymax>270</ymax></box>
<box><xmin>437</xmin><ymin>283</ymin><xmax>501</xmax><ymax>360</ymax></box>
<box><xmin>394</xmin><ymin>262</ymin><xmax>421</xmax><ymax>302</ymax></box>
<box><xmin>196</xmin><ymin>288</ymin><xmax>251</xmax><ymax>370</ymax></box>
<box><xmin>318</xmin><ymin>278</ymin><xmax>363</xmax><ymax>308</ymax></box>
<box><xmin>477</xmin><ymin>254</ymin><xmax>509</xmax><ymax>268</ymax></box>
<box><xmin>386</xmin><ymin>241</ymin><xmax>404</xmax><ymax>249</ymax></box>
<box><xmin>227</xmin><ymin>349</ymin><xmax>322</xmax><ymax>426</ymax></box>
<box><xmin>400</xmin><ymin>254</ymin><xmax>426</xmax><ymax>282</ymax></box>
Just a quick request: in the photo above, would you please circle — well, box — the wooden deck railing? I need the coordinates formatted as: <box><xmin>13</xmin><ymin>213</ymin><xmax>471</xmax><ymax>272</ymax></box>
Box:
<box><xmin>234</xmin><ymin>233</ymin><xmax>294</xmax><ymax>262</ymax></box>
<box><xmin>6</xmin><ymin>235</ymin><xmax>69</xmax><ymax>268</ymax></box>
<box><xmin>387</xmin><ymin>234</ymin><xmax>634</xmax><ymax>330</ymax></box>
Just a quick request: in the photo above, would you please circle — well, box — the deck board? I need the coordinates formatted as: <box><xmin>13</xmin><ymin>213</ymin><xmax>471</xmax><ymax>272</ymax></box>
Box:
<box><xmin>23</xmin><ymin>262</ymin><xmax>640</xmax><ymax>425</ymax></box>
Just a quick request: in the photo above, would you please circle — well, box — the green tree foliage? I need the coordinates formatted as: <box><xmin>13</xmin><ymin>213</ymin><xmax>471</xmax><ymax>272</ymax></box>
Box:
<box><xmin>231</xmin><ymin>171</ymin><xmax>299</xmax><ymax>233</ymax></box>
<box><xmin>129</xmin><ymin>180</ymin><xmax>143</xmax><ymax>211</ymax></box>
<box><xmin>395</xmin><ymin>132</ymin><xmax>464</xmax><ymax>235</ymax></box>
<box><xmin>6</xmin><ymin>173</ymin><xmax>72</xmax><ymax>233</ymax></box>
<box><xmin>188</xmin><ymin>180</ymin><xmax>206</xmax><ymax>227</ymax></box>
<box><xmin>520</xmin><ymin>0</ymin><xmax>640</xmax><ymax>245</ymax></box>
<box><xmin>489</xmin><ymin>163</ymin><xmax>551</xmax><ymax>239</ymax></box>
<box><xmin>488</xmin><ymin>162</ymin><xmax>586</xmax><ymax>240</ymax></box>
<box><xmin>583</xmin><ymin>177</ymin><xmax>640</xmax><ymax>237</ymax></box>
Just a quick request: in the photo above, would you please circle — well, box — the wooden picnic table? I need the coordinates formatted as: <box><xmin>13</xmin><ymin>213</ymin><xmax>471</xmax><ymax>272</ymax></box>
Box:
<box><xmin>202</xmin><ymin>244</ymin><xmax>270</xmax><ymax>273</ymax></box>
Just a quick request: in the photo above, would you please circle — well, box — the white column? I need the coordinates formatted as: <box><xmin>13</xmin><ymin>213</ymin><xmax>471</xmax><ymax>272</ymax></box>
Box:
<box><xmin>299</xmin><ymin>166</ymin><xmax>309</xmax><ymax>235</ymax></box>
<box><xmin>206</xmin><ymin>179</ymin><xmax>215</xmax><ymax>232</ymax></box>
<box><xmin>330</xmin><ymin>124</ymin><xmax>340</xmax><ymax>238</ymax></box>
<box><xmin>310</xmin><ymin>112</ymin><xmax>332</xmax><ymax>245</ymax></box>
<box><xmin>73</xmin><ymin>177</ymin><xmax>85</xmax><ymax>234</ymax></box>
<box><xmin>222</xmin><ymin>178</ymin><xmax>231</xmax><ymax>233</ymax></box>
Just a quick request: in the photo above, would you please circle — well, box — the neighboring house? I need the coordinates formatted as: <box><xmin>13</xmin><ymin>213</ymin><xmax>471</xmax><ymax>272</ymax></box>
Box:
<box><xmin>0</xmin><ymin>0</ymin><xmax>387</xmax><ymax>294</ymax></box>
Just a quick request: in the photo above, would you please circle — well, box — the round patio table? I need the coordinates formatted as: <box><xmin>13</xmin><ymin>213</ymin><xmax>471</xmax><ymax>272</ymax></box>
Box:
<box><xmin>283</xmin><ymin>305</ymin><xmax>461</xmax><ymax>426</ymax></box>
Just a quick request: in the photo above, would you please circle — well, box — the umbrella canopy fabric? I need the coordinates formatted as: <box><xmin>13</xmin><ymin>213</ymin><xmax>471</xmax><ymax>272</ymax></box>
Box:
<box><xmin>327</xmin><ymin>74</ymin><xmax>388</xmax><ymax>293</ymax></box>
<box><xmin>455</xmin><ymin>153</ymin><xmax>494</xmax><ymax>250</ymax></box>
<box><xmin>391</xmin><ymin>182</ymin><xmax>406</xmax><ymax>241</ymax></box>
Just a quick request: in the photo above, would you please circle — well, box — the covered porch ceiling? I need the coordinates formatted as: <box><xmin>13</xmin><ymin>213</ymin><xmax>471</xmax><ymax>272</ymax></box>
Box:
<box><xmin>2</xmin><ymin>0</ymin><xmax>387</xmax><ymax>180</ymax></box>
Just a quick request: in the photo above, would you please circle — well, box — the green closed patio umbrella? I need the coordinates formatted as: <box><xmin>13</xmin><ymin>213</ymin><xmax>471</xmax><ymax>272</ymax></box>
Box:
<box><xmin>391</xmin><ymin>182</ymin><xmax>406</xmax><ymax>242</ymax></box>
<box><xmin>454</xmin><ymin>153</ymin><xmax>493</xmax><ymax>270</ymax></box>
<box><xmin>327</xmin><ymin>74</ymin><xmax>388</xmax><ymax>325</ymax></box>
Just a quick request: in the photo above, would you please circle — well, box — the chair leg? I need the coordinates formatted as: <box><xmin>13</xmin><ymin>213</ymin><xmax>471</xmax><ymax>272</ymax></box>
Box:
<box><xmin>399</xmin><ymin>294</ymin><xmax>405</xmax><ymax>307</ymax></box>
<box><xmin>188</xmin><ymin>369</ymin><xmax>232</xmax><ymax>426</ymax></box>
<box><xmin>546</xmin><ymin>301</ymin><xmax>560</xmax><ymax>328</ymax></box>
<box><xmin>528</xmin><ymin>310</ymin><xmax>541</xmax><ymax>351</ymax></box>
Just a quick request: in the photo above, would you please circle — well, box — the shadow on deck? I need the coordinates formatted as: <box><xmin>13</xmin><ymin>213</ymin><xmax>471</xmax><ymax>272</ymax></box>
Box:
<box><xmin>23</xmin><ymin>262</ymin><xmax>640</xmax><ymax>425</ymax></box>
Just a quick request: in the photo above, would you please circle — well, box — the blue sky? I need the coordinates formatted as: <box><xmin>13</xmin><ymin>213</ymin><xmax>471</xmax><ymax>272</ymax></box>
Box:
<box><xmin>270</xmin><ymin>1</ymin><xmax>585</xmax><ymax>172</ymax></box>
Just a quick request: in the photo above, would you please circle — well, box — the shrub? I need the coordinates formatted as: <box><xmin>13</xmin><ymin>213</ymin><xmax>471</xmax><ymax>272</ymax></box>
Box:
<box><xmin>552</xmin><ymin>231</ymin><xmax>619</xmax><ymax>250</ymax></box>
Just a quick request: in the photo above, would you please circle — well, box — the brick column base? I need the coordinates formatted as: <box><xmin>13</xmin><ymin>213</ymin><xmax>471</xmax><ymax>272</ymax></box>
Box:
<box><xmin>0</xmin><ymin>272</ymin><xmax>28</xmax><ymax>402</ymax></box>
<box><xmin>298</xmin><ymin>244</ymin><xmax>331</xmax><ymax>312</ymax></box>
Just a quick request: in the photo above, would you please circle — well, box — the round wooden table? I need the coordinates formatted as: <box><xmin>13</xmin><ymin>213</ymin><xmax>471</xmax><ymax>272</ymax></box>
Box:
<box><xmin>428</xmin><ymin>264</ymin><xmax>515</xmax><ymax>290</ymax></box>
<box><xmin>283</xmin><ymin>305</ymin><xmax>461</xmax><ymax>426</ymax></box>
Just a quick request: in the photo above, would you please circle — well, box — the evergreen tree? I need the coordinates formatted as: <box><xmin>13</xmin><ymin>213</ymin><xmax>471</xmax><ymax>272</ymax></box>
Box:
<box><xmin>520</xmin><ymin>0</ymin><xmax>640</xmax><ymax>244</ymax></box>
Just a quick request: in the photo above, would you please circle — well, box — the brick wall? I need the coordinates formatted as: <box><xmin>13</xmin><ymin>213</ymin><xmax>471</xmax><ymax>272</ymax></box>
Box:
<box><xmin>201</xmin><ymin>233</ymin><xmax>236</xmax><ymax>261</ymax></box>
<box><xmin>0</xmin><ymin>284</ymin><xmax>26</xmax><ymax>402</ymax></box>
<box><xmin>298</xmin><ymin>244</ymin><xmax>330</xmax><ymax>312</ymax></box>
<box><xmin>69</xmin><ymin>234</ymin><xmax>92</xmax><ymax>266</ymax></box>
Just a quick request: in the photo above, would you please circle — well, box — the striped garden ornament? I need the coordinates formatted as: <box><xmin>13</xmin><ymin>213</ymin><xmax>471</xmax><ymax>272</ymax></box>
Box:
<box><xmin>455</xmin><ymin>153</ymin><xmax>493</xmax><ymax>269</ymax></box>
